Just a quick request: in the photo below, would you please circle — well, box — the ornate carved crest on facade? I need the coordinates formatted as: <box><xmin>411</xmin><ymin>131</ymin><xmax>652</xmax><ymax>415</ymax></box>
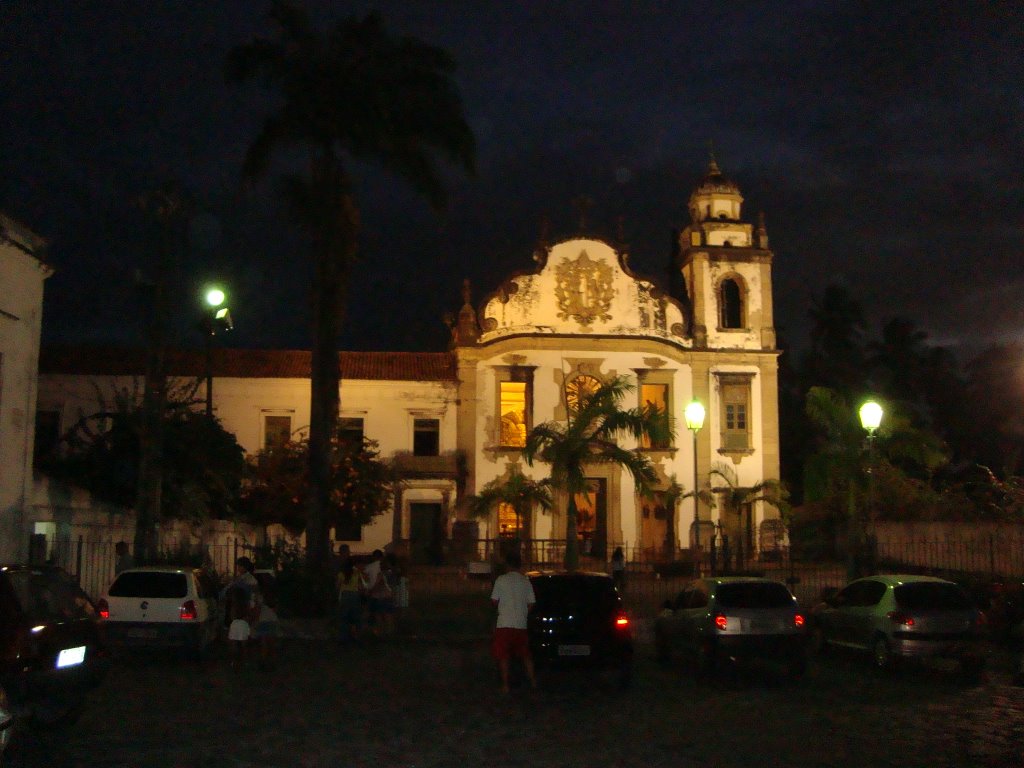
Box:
<box><xmin>555</xmin><ymin>250</ymin><xmax>615</xmax><ymax>327</ymax></box>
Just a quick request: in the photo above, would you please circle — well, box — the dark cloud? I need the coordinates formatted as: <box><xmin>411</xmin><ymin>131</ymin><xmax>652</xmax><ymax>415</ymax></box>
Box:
<box><xmin>1</xmin><ymin>1</ymin><xmax>1021</xmax><ymax>356</ymax></box>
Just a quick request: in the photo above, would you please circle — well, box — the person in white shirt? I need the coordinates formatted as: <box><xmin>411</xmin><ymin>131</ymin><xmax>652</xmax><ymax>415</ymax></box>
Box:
<box><xmin>490</xmin><ymin>550</ymin><xmax>537</xmax><ymax>693</ymax></box>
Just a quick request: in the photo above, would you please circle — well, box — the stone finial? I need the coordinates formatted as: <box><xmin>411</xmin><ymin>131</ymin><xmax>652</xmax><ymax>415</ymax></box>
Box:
<box><xmin>572</xmin><ymin>195</ymin><xmax>593</xmax><ymax>232</ymax></box>
<box><xmin>757</xmin><ymin>211</ymin><xmax>769</xmax><ymax>249</ymax></box>
<box><xmin>454</xmin><ymin>278</ymin><xmax>479</xmax><ymax>346</ymax></box>
<box><xmin>534</xmin><ymin>215</ymin><xmax>550</xmax><ymax>263</ymax></box>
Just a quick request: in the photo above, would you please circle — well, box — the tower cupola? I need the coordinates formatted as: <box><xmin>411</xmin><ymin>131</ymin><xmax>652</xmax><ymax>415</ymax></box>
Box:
<box><xmin>688</xmin><ymin>154</ymin><xmax>744</xmax><ymax>223</ymax></box>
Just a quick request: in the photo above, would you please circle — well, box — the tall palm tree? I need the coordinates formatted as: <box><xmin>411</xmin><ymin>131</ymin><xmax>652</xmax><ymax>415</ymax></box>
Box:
<box><xmin>467</xmin><ymin>466</ymin><xmax>553</xmax><ymax>564</ymax></box>
<box><xmin>523</xmin><ymin>375</ymin><xmax>667</xmax><ymax>570</ymax></box>
<box><xmin>709</xmin><ymin>461</ymin><xmax>790</xmax><ymax>562</ymax></box>
<box><xmin>661</xmin><ymin>473</ymin><xmax>717</xmax><ymax>560</ymax></box>
<box><xmin>228</xmin><ymin>3</ymin><xmax>474</xmax><ymax>571</ymax></box>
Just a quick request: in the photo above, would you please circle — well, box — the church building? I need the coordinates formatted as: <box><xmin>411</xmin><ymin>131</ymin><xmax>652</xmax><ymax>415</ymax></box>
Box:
<box><xmin>34</xmin><ymin>159</ymin><xmax>782</xmax><ymax>564</ymax></box>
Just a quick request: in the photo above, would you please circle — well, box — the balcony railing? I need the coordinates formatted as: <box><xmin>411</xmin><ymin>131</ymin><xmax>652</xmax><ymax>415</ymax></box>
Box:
<box><xmin>390</xmin><ymin>451</ymin><xmax>460</xmax><ymax>477</ymax></box>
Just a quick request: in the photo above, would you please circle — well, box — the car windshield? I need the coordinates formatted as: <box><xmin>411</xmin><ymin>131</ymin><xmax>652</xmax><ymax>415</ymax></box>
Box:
<box><xmin>531</xmin><ymin>576</ymin><xmax>618</xmax><ymax>613</ymax></box>
<box><xmin>895</xmin><ymin>582</ymin><xmax>973</xmax><ymax>611</ymax></box>
<box><xmin>109</xmin><ymin>571</ymin><xmax>188</xmax><ymax>599</ymax></box>
<box><xmin>716</xmin><ymin>582</ymin><xmax>793</xmax><ymax>609</ymax></box>
<box><xmin>3</xmin><ymin>569</ymin><xmax>96</xmax><ymax>623</ymax></box>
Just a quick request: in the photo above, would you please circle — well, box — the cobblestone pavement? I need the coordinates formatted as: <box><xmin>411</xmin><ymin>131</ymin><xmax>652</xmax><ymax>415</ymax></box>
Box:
<box><xmin>6</xmin><ymin>632</ymin><xmax>1024</xmax><ymax>768</ymax></box>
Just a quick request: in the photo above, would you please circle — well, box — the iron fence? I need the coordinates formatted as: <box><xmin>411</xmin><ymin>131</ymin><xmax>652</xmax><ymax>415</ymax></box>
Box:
<box><xmin>34</xmin><ymin>531</ymin><xmax>1024</xmax><ymax>613</ymax></box>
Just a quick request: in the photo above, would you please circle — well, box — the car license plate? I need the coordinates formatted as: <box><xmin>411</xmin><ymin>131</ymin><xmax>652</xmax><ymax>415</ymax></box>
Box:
<box><xmin>749</xmin><ymin>619</ymin><xmax>778</xmax><ymax>633</ymax></box>
<box><xmin>558</xmin><ymin>644</ymin><xmax>591</xmax><ymax>656</ymax></box>
<box><xmin>56</xmin><ymin>646</ymin><xmax>86</xmax><ymax>668</ymax></box>
<box><xmin>127</xmin><ymin>628</ymin><xmax>158</xmax><ymax>639</ymax></box>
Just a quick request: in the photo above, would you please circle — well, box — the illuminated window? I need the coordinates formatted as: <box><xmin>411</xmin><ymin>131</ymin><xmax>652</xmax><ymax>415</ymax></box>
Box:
<box><xmin>497</xmin><ymin>502</ymin><xmax>521</xmax><ymax>536</ymax></box>
<box><xmin>639</xmin><ymin>382</ymin><xmax>670</xmax><ymax>450</ymax></box>
<box><xmin>263</xmin><ymin>415</ymin><xmax>292</xmax><ymax>451</ymax></box>
<box><xmin>565</xmin><ymin>375</ymin><xmax>601</xmax><ymax>414</ymax></box>
<box><xmin>718</xmin><ymin>375</ymin><xmax>752</xmax><ymax>451</ymax></box>
<box><xmin>719</xmin><ymin>277</ymin><xmax>744</xmax><ymax>329</ymax></box>
<box><xmin>499</xmin><ymin>381</ymin><xmax>528</xmax><ymax>448</ymax></box>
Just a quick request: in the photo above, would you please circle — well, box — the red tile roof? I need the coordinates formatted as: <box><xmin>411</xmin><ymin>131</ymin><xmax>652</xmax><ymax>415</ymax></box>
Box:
<box><xmin>39</xmin><ymin>345</ymin><xmax>457</xmax><ymax>382</ymax></box>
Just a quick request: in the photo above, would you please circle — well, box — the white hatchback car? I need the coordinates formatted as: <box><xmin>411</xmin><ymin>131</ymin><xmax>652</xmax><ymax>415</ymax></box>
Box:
<box><xmin>97</xmin><ymin>567</ymin><xmax>220</xmax><ymax>656</ymax></box>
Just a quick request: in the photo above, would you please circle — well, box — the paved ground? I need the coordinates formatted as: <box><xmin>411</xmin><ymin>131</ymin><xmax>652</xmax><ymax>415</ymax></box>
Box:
<box><xmin>7</xmin><ymin>619</ymin><xmax>1024</xmax><ymax>768</ymax></box>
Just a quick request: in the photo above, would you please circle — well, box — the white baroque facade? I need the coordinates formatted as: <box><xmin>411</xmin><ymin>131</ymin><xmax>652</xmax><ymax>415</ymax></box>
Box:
<box><xmin>35</xmin><ymin>160</ymin><xmax>781</xmax><ymax>562</ymax></box>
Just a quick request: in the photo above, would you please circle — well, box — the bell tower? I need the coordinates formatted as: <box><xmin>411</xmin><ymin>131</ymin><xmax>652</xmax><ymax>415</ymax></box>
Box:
<box><xmin>677</xmin><ymin>155</ymin><xmax>776</xmax><ymax>351</ymax></box>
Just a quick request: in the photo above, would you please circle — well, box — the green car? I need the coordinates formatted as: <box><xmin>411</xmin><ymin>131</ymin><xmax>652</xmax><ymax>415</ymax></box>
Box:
<box><xmin>809</xmin><ymin>574</ymin><xmax>987</xmax><ymax>674</ymax></box>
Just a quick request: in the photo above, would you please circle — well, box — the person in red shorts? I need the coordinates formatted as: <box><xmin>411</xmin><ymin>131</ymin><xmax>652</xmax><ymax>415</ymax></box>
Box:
<box><xmin>490</xmin><ymin>549</ymin><xmax>537</xmax><ymax>694</ymax></box>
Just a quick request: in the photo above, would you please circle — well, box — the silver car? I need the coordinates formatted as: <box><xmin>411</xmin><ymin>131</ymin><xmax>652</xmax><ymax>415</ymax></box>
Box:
<box><xmin>654</xmin><ymin>577</ymin><xmax>807</xmax><ymax>678</ymax></box>
<box><xmin>810</xmin><ymin>574</ymin><xmax>987</xmax><ymax>673</ymax></box>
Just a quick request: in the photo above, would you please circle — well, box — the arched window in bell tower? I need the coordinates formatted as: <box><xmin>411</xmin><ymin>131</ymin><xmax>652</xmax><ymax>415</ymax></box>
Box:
<box><xmin>719</xmin><ymin>277</ymin><xmax>744</xmax><ymax>329</ymax></box>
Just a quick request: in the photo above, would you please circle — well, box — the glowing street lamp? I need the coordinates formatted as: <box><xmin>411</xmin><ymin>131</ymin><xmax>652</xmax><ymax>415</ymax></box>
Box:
<box><xmin>685</xmin><ymin>399</ymin><xmax>706</xmax><ymax>551</ymax></box>
<box><xmin>202</xmin><ymin>286</ymin><xmax>233</xmax><ymax>417</ymax></box>
<box><xmin>859</xmin><ymin>400</ymin><xmax>883</xmax><ymax>529</ymax></box>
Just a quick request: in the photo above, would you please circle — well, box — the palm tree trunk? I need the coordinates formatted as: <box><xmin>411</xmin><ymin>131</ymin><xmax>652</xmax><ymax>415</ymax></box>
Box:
<box><xmin>664</xmin><ymin>502</ymin><xmax>676</xmax><ymax>561</ymax></box>
<box><xmin>305</xmin><ymin>166</ymin><xmax>358</xmax><ymax>574</ymax></box>
<box><xmin>564</xmin><ymin>495</ymin><xmax>580</xmax><ymax>571</ymax></box>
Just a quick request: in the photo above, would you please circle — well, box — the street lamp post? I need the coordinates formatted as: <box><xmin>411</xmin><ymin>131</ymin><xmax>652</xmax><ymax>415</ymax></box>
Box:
<box><xmin>203</xmin><ymin>287</ymin><xmax>232</xmax><ymax>418</ymax></box>
<box><xmin>684</xmin><ymin>399</ymin><xmax>706</xmax><ymax>553</ymax></box>
<box><xmin>857</xmin><ymin>400</ymin><xmax>883</xmax><ymax>577</ymax></box>
<box><xmin>858</xmin><ymin>400</ymin><xmax>883</xmax><ymax>528</ymax></box>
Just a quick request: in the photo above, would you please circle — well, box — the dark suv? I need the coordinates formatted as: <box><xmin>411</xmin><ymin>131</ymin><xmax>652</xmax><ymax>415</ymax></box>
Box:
<box><xmin>0</xmin><ymin>565</ymin><xmax>108</xmax><ymax>756</ymax></box>
<box><xmin>527</xmin><ymin>571</ymin><xmax>633</xmax><ymax>687</ymax></box>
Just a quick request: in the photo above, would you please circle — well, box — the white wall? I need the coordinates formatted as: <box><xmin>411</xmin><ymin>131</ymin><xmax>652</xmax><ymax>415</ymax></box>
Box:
<box><xmin>0</xmin><ymin>223</ymin><xmax>50</xmax><ymax>562</ymax></box>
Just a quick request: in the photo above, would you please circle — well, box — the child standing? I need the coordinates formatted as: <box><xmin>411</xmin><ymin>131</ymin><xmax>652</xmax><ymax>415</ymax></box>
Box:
<box><xmin>227</xmin><ymin>584</ymin><xmax>251</xmax><ymax>665</ymax></box>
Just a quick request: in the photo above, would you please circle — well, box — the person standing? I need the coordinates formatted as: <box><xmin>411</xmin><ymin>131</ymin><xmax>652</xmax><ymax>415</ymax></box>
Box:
<box><xmin>610</xmin><ymin>546</ymin><xmax>626</xmax><ymax>592</ymax></box>
<box><xmin>361</xmin><ymin>550</ymin><xmax>389</xmax><ymax>636</ymax></box>
<box><xmin>490</xmin><ymin>550</ymin><xmax>537</xmax><ymax>694</ymax></box>
<box><xmin>336</xmin><ymin>559</ymin><xmax>362</xmax><ymax>644</ymax></box>
<box><xmin>114</xmin><ymin>541</ymin><xmax>134</xmax><ymax>574</ymax></box>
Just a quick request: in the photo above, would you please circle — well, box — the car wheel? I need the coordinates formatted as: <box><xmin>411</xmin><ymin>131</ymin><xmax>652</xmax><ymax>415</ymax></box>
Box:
<box><xmin>871</xmin><ymin>636</ymin><xmax>897</xmax><ymax>673</ymax></box>
<box><xmin>0</xmin><ymin>683</ymin><xmax>14</xmax><ymax>758</ymax></box>
<box><xmin>959</xmin><ymin>655</ymin><xmax>986</xmax><ymax>683</ymax></box>
<box><xmin>809</xmin><ymin>625</ymin><xmax>828</xmax><ymax>655</ymax></box>
<box><xmin>30</xmin><ymin>696</ymin><xmax>84</xmax><ymax>728</ymax></box>
<box><xmin>654</xmin><ymin>630</ymin><xmax>671</xmax><ymax>665</ymax></box>
<box><xmin>695</xmin><ymin>641</ymin><xmax>717</xmax><ymax>678</ymax></box>
<box><xmin>617</xmin><ymin>659</ymin><xmax>633</xmax><ymax>690</ymax></box>
<box><xmin>788</xmin><ymin>650</ymin><xmax>808</xmax><ymax>679</ymax></box>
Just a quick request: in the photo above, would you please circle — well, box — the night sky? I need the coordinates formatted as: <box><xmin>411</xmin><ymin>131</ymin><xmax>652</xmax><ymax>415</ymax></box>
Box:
<box><xmin>2</xmin><ymin>1</ymin><xmax>1021</xmax><ymax>359</ymax></box>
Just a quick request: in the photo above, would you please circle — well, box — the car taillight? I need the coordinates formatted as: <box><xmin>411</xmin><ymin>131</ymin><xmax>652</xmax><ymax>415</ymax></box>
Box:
<box><xmin>614</xmin><ymin>614</ymin><xmax>630</xmax><ymax>630</ymax></box>
<box><xmin>97</xmin><ymin>598</ymin><xmax>109</xmax><ymax>620</ymax></box>
<box><xmin>180</xmin><ymin>600</ymin><xmax>198</xmax><ymax>621</ymax></box>
<box><xmin>714</xmin><ymin>613</ymin><xmax>729</xmax><ymax>630</ymax></box>
<box><xmin>794</xmin><ymin>614</ymin><xmax>805</xmax><ymax>628</ymax></box>
<box><xmin>886</xmin><ymin>611</ymin><xmax>915</xmax><ymax>627</ymax></box>
<box><xmin>975</xmin><ymin>611</ymin><xmax>987</xmax><ymax>628</ymax></box>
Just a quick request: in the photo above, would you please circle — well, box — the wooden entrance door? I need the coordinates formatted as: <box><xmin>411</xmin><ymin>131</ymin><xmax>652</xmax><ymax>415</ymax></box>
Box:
<box><xmin>409</xmin><ymin>503</ymin><xmax>443</xmax><ymax>565</ymax></box>
<box><xmin>574</xmin><ymin>478</ymin><xmax>607</xmax><ymax>560</ymax></box>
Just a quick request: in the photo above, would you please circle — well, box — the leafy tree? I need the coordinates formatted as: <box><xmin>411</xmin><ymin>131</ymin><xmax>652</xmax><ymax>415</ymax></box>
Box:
<box><xmin>240</xmin><ymin>436</ymin><xmax>393</xmax><ymax>537</ymax></box>
<box><xmin>467</xmin><ymin>465</ymin><xmax>552</xmax><ymax>562</ymax></box>
<box><xmin>45</xmin><ymin>382</ymin><xmax>246</xmax><ymax>525</ymax></box>
<box><xmin>228</xmin><ymin>3</ymin><xmax>474</xmax><ymax>571</ymax></box>
<box><xmin>523</xmin><ymin>375</ymin><xmax>666</xmax><ymax>570</ymax></box>
<box><xmin>802</xmin><ymin>284</ymin><xmax>868</xmax><ymax>399</ymax></box>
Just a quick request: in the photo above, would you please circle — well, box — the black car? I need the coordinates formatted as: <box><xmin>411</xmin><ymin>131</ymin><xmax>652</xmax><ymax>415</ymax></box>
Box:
<box><xmin>527</xmin><ymin>571</ymin><xmax>633</xmax><ymax>687</ymax></box>
<box><xmin>0</xmin><ymin>565</ymin><xmax>108</xmax><ymax>755</ymax></box>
